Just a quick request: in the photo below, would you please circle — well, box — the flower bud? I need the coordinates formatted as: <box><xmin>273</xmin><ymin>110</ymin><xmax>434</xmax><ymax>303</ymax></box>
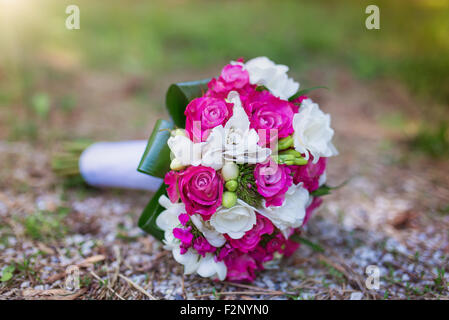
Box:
<box><xmin>277</xmin><ymin>135</ymin><xmax>293</xmax><ymax>150</ymax></box>
<box><xmin>225</xmin><ymin>180</ymin><xmax>238</xmax><ymax>192</ymax></box>
<box><xmin>221</xmin><ymin>162</ymin><xmax>239</xmax><ymax>181</ymax></box>
<box><xmin>170</xmin><ymin>158</ymin><xmax>185</xmax><ymax>171</ymax></box>
<box><xmin>171</xmin><ymin>129</ymin><xmax>187</xmax><ymax>137</ymax></box>
<box><xmin>222</xmin><ymin>191</ymin><xmax>237</xmax><ymax>208</ymax></box>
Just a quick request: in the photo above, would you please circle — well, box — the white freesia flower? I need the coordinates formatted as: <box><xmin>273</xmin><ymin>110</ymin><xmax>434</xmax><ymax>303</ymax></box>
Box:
<box><xmin>210</xmin><ymin>199</ymin><xmax>257</xmax><ymax>239</ymax></box>
<box><xmin>173</xmin><ymin>248</ymin><xmax>227</xmax><ymax>280</ymax></box>
<box><xmin>203</xmin><ymin>92</ymin><xmax>271</xmax><ymax>168</ymax></box>
<box><xmin>172</xmin><ymin>247</ymin><xmax>200</xmax><ymax>275</ymax></box>
<box><xmin>258</xmin><ymin>183</ymin><xmax>310</xmax><ymax>238</ymax></box>
<box><xmin>158</xmin><ymin>196</ymin><xmax>228</xmax><ymax>280</ymax></box>
<box><xmin>197</xmin><ymin>253</ymin><xmax>227</xmax><ymax>281</ymax></box>
<box><xmin>292</xmin><ymin>99</ymin><xmax>338</xmax><ymax>163</ymax></box>
<box><xmin>156</xmin><ymin>195</ymin><xmax>185</xmax><ymax>249</ymax></box>
<box><xmin>167</xmin><ymin>135</ymin><xmax>203</xmax><ymax>167</ymax></box>
<box><xmin>190</xmin><ymin>214</ymin><xmax>226</xmax><ymax>247</ymax></box>
<box><xmin>243</xmin><ymin>56</ymin><xmax>299</xmax><ymax>100</ymax></box>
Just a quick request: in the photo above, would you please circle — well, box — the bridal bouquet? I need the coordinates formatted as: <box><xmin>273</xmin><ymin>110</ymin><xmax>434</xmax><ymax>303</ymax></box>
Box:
<box><xmin>137</xmin><ymin>57</ymin><xmax>338</xmax><ymax>282</ymax></box>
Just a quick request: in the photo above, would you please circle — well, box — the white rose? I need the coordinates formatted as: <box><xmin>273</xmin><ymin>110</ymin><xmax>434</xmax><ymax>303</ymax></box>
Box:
<box><xmin>196</xmin><ymin>253</ymin><xmax>227</xmax><ymax>281</ymax></box>
<box><xmin>244</xmin><ymin>56</ymin><xmax>299</xmax><ymax>100</ymax></box>
<box><xmin>190</xmin><ymin>214</ymin><xmax>226</xmax><ymax>247</ymax></box>
<box><xmin>210</xmin><ymin>199</ymin><xmax>257</xmax><ymax>239</ymax></box>
<box><xmin>292</xmin><ymin>99</ymin><xmax>338</xmax><ymax>163</ymax></box>
<box><xmin>258</xmin><ymin>183</ymin><xmax>310</xmax><ymax>238</ymax></box>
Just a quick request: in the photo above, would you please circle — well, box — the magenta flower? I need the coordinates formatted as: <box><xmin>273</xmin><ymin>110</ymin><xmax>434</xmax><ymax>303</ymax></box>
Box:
<box><xmin>215</xmin><ymin>243</ymin><xmax>234</xmax><ymax>262</ymax></box>
<box><xmin>178</xmin><ymin>213</ymin><xmax>190</xmax><ymax>226</ymax></box>
<box><xmin>185</xmin><ymin>97</ymin><xmax>233</xmax><ymax>142</ymax></box>
<box><xmin>265</xmin><ymin>233</ymin><xmax>284</xmax><ymax>254</ymax></box>
<box><xmin>229</xmin><ymin>215</ymin><xmax>274</xmax><ymax>253</ymax></box>
<box><xmin>254</xmin><ymin>159</ymin><xmax>293</xmax><ymax>207</ymax></box>
<box><xmin>246</xmin><ymin>91</ymin><xmax>294</xmax><ymax>141</ymax></box>
<box><xmin>192</xmin><ymin>237</ymin><xmax>216</xmax><ymax>257</ymax></box>
<box><xmin>178</xmin><ymin>165</ymin><xmax>223</xmax><ymax>220</ymax></box>
<box><xmin>290</xmin><ymin>157</ymin><xmax>326</xmax><ymax>191</ymax></box>
<box><xmin>249</xmin><ymin>245</ymin><xmax>273</xmax><ymax>269</ymax></box>
<box><xmin>224</xmin><ymin>251</ymin><xmax>259</xmax><ymax>282</ymax></box>
<box><xmin>303</xmin><ymin>196</ymin><xmax>323</xmax><ymax>226</ymax></box>
<box><xmin>282</xmin><ymin>237</ymin><xmax>300</xmax><ymax>257</ymax></box>
<box><xmin>164</xmin><ymin>171</ymin><xmax>179</xmax><ymax>203</ymax></box>
<box><xmin>207</xmin><ymin>63</ymin><xmax>251</xmax><ymax>99</ymax></box>
<box><xmin>173</xmin><ymin>227</ymin><xmax>193</xmax><ymax>248</ymax></box>
<box><xmin>290</xmin><ymin>95</ymin><xmax>308</xmax><ymax>113</ymax></box>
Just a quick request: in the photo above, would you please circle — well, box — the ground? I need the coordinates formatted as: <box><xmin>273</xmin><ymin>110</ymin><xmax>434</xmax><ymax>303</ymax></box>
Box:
<box><xmin>0</xmin><ymin>67</ymin><xmax>448</xmax><ymax>300</ymax></box>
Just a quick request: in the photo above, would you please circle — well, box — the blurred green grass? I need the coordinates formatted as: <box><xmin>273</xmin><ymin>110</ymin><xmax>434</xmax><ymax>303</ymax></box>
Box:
<box><xmin>0</xmin><ymin>0</ymin><xmax>448</xmax><ymax>147</ymax></box>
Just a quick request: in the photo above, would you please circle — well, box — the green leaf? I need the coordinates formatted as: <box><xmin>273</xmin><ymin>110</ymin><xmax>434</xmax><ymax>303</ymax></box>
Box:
<box><xmin>311</xmin><ymin>180</ymin><xmax>348</xmax><ymax>197</ymax></box>
<box><xmin>166</xmin><ymin>78</ymin><xmax>211</xmax><ymax>128</ymax></box>
<box><xmin>138</xmin><ymin>183</ymin><xmax>167</xmax><ymax>241</ymax></box>
<box><xmin>290</xmin><ymin>234</ymin><xmax>324</xmax><ymax>253</ymax></box>
<box><xmin>1</xmin><ymin>265</ymin><xmax>15</xmax><ymax>282</ymax></box>
<box><xmin>288</xmin><ymin>86</ymin><xmax>329</xmax><ymax>101</ymax></box>
<box><xmin>137</xmin><ymin>119</ymin><xmax>174</xmax><ymax>178</ymax></box>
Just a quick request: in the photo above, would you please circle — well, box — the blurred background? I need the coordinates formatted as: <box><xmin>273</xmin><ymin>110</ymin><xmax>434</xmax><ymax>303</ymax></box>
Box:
<box><xmin>0</xmin><ymin>0</ymin><xmax>448</xmax><ymax>299</ymax></box>
<box><xmin>1</xmin><ymin>0</ymin><xmax>448</xmax><ymax>146</ymax></box>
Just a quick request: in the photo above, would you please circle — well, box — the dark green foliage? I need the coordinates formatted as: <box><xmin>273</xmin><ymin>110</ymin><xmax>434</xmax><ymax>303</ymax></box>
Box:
<box><xmin>236</xmin><ymin>164</ymin><xmax>263</xmax><ymax>208</ymax></box>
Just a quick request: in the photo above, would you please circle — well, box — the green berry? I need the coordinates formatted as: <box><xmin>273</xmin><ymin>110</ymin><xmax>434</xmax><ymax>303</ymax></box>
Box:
<box><xmin>225</xmin><ymin>180</ymin><xmax>238</xmax><ymax>192</ymax></box>
<box><xmin>222</xmin><ymin>191</ymin><xmax>237</xmax><ymax>208</ymax></box>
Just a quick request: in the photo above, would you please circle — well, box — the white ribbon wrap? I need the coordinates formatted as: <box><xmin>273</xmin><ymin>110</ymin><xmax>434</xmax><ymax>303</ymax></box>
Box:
<box><xmin>79</xmin><ymin>140</ymin><xmax>163</xmax><ymax>191</ymax></box>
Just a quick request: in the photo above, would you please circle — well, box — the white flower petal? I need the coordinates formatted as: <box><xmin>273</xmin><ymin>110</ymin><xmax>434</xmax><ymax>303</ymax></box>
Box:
<box><xmin>293</xmin><ymin>99</ymin><xmax>338</xmax><ymax>163</ymax></box>
<box><xmin>167</xmin><ymin>135</ymin><xmax>203</xmax><ymax>166</ymax></box>
<box><xmin>244</xmin><ymin>56</ymin><xmax>299</xmax><ymax>100</ymax></box>
<box><xmin>156</xmin><ymin>195</ymin><xmax>184</xmax><ymax>232</ymax></box>
<box><xmin>258</xmin><ymin>184</ymin><xmax>309</xmax><ymax>238</ymax></box>
<box><xmin>190</xmin><ymin>214</ymin><xmax>226</xmax><ymax>247</ymax></box>
<box><xmin>210</xmin><ymin>200</ymin><xmax>257</xmax><ymax>239</ymax></box>
<box><xmin>196</xmin><ymin>254</ymin><xmax>227</xmax><ymax>281</ymax></box>
<box><xmin>172</xmin><ymin>247</ymin><xmax>200</xmax><ymax>275</ymax></box>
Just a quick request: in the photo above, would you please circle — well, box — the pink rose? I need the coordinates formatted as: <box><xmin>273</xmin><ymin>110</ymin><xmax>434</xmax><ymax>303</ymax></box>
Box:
<box><xmin>164</xmin><ymin>171</ymin><xmax>179</xmax><ymax>203</ymax></box>
<box><xmin>246</xmin><ymin>91</ymin><xmax>294</xmax><ymax>141</ymax></box>
<box><xmin>290</xmin><ymin>157</ymin><xmax>326</xmax><ymax>191</ymax></box>
<box><xmin>254</xmin><ymin>159</ymin><xmax>293</xmax><ymax>207</ymax></box>
<box><xmin>228</xmin><ymin>215</ymin><xmax>274</xmax><ymax>253</ymax></box>
<box><xmin>178</xmin><ymin>165</ymin><xmax>223</xmax><ymax>220</ymax></box>
<box><xmin>207</xmin><ymin>63</ymin><xmax>251</xmax><ymax>99</ymax></box>
<box><xmin>185</xmin><ymin>97</ymin><xmax>233</xmax><ymax>142</ymax></box>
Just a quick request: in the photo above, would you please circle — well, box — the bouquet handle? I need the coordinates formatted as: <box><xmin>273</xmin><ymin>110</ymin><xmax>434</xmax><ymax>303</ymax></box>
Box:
<box><xmin>79</xmin><ymin>140</ymin><xmax>163</xmax><ymax>191</ymax></box>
